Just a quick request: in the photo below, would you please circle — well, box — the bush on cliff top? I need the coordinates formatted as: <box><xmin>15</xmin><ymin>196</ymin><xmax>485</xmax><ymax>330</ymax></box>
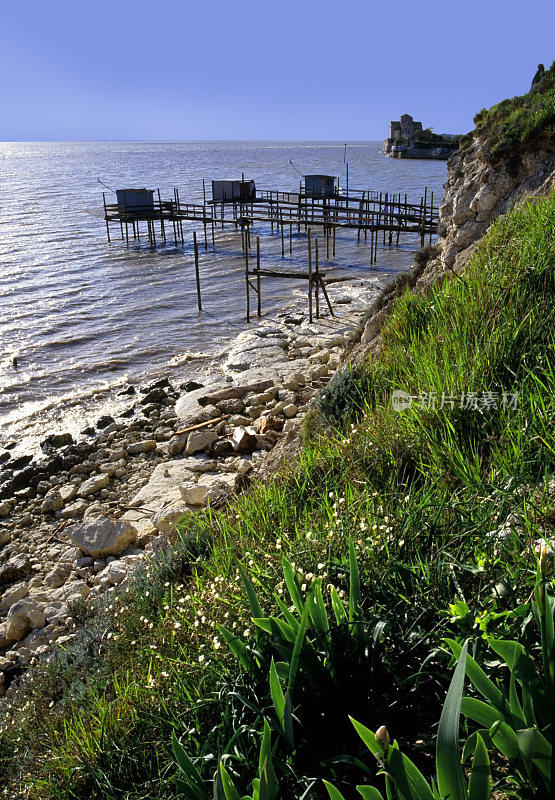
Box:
<box><xmin>471</xmin><ymin>60</ymin><xmax>555</xmax><ymax>161</ymax></box>
<box><xmin>0</xmin><ymin>191</ymin><xmax>553</xmax><ymax>799</ymax></box>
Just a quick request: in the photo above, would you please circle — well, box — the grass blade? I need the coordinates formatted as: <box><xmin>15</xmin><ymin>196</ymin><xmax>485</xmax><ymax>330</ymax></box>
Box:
<box><xmin>467</xmin><ymin>733</ymin><xmax>490</xmax><ymax>800</ymax></box>
<box><xmin>436</xmin><ymin>639</ymin><xmax>468</xmax><ymax>800</ymax></box>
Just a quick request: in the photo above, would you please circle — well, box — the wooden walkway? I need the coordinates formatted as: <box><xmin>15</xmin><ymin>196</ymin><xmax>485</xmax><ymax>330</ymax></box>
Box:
<box><xmin>101</xmin><ymin>183</ymin><xmax>439</xmax><ymax>323</ymax></box>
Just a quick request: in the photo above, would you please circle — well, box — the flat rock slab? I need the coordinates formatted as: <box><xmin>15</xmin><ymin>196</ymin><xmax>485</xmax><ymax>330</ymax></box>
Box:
<box><xmin>174</xmin><ymin>383</ymin><xmax>219</xmax><ymax>421</ymax></box>
<box><xmin>127</xmin><ymin>459</ymin><xmax>196</xmax><ymax>509</ymax></box>
<box><xmin>66</xmin><ymin>516</ymin><xmax>137</xmax><ymax>558</ymax></box>
<box><xmin>79</xmin><ymin>473</ymin><xmax>110</xmax><ymax>498</ymax></box>
<box><xmin>197</xmin><ymin>380</ymin><xmax>273</xmax><ymax>407</ymax></box>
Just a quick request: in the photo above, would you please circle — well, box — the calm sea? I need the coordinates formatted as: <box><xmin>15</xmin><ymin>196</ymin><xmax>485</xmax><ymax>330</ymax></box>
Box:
<box><xmin>0</xmin><ymin>141</ymin><xmax>446</xmax><ymax>453</ymax></box>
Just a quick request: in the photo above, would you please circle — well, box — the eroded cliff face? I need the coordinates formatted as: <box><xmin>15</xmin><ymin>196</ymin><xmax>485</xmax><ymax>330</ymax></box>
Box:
<box><xmin>417</xmin><ymin>136</ymin><xmax>555</xmax><ymax>289</ymax></box>
<box><xmin>351</xmin><ymin>131</ymin><xmax>555</xmax><ymax>361</ymax></box>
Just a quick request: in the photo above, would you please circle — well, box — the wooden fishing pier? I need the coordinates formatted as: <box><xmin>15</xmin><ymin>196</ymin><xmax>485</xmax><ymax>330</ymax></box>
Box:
<box><xmin>101</xmin><ymin>177</ymin><xmax>439</xmax><ymax>323</ymax></box>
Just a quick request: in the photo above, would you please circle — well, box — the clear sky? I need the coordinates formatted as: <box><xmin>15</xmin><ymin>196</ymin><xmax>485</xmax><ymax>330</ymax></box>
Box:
<box><xmin>0</xmin><ymin>0</ymin><xmax>553</xmax><ymax>141</ymax></box>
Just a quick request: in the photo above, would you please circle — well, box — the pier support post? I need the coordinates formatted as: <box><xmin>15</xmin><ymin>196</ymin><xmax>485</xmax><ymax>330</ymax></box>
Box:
<box><xmin>308</xmin><ymin>228</ymin><xmax>313</xmax><ymax>324</ymax></box>
<box><xmin>245</xmin><ymin>237</ymin><xmax>250</xmax><ymax>323</ymax></box>
<box><xmin>315</xmin><ymin>238</ymin><xmax>320</xmax><ymax>319</ymax></box>
<box><xmin>256</xmin><ymin>236</ymin><xmax>261</xmax><ymax>318</ymax></box>
<box><xmin>193</xmin><ymin>231</ymin><xmax>202</xmax><ymax>312</ymax></box>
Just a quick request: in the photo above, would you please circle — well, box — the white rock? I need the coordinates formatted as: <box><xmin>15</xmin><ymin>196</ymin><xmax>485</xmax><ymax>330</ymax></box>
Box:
<box><xmin>0</xmin><ymin>500</ymin><xmax>14</xmax><ymax>518</ymax></box>
<box><xmin>152</xmin><ymin>502</ymin><xmax>191</xmax><ymax>534</ymax></box>
<box><xmin>126</xmin><ymin>440</ymin><xmax>157</xmax><ymax>456</ymax></box>
<box><xmin>96</xmin><ymin>560</ymin><xmax>128</xmax><ymax>587</ymax></box>
<box><xmin>283</xmin><ymin>404</ymin><xmax>298</xmax><ymax>418</ymax></box>
<box><xmin>79</xmin><ymin>474</ymin><xmax>110</xmax><ymax>498</ymax></box>
<box><xmin>59</xmin><ymin>483</ymin><xmax>78</xmax><ymax>503</ymax></box>
<box><xmin>66</xmin><ymin>516</ymin><xmax>137</xmax><ymax>557</ymax></box>
<box><xmin>44</xmin><ymin>563</ymin><xmax>71</xmax><ymax>589</ymax></box>
<box><xmin>167</xmin><ymin>433</ymin><xmax>189</xmax><ymax>456</ymax></box>
<box><xmin>127</xmin><ymin>459</ymin><xmax>196</xmax><ymax>508</ymax></box>
<box><xmin>179</xmin><ymin>482</ymin><xmax>210</xmax><ymax>507</ymax></box>
<box><xmin>0</xmin><ymin>582</ymin><xmax>28</xmax><ymax>613</ymax></box>
<box><xmin>5</xmin><ymin>599</ymin><xmax>45</xmax><ymax>642</ymax></box>
<box><xmin>184</xmin><ymin>429</ymin><xmax>218</xmax><ymax>455</ymax></box>
<box><xmin>50</xmin><ymin>580</ymin><xmax>90</xmax><ymax>603</ymax></box>
<box><xmin>236</xmin><ymin>458</ymin><xmax>253</xmax><ymax>475</ymax></box>
<box><xmin>59</xmin><ymin>499</ymin><xmax>88</xmax><ymax>519</ymax></box>
<box><xmin>41</xmin><ymin>490</ymin><xmax>63</xmax><ymax>513</ymax></box>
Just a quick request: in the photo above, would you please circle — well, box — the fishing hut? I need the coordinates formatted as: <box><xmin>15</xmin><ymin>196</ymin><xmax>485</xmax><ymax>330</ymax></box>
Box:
<box><xmin>116</xmin><ymin>188</ymin><xmax>155</xmax><ymax>213</ymax></box>
<box><xmin>302</xmin><ymin>175</ymin><xmax>337</xmax><ymax>199</ymax></box>
<box><xmin>211</xmin><ymin>180</ymin><xmax>256</xmax><ymax>203</ymax></box>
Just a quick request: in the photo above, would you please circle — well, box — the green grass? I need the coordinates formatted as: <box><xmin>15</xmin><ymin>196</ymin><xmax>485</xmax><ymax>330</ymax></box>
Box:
<box><xmin>469</xmin><ymin>60</ymin><xmax>555</xmax><ymax>161</ymax></box>
<box><xmin>0</xmin><ymin>192</ymin><xmax>553</xmax><ymax>799</ymax></box>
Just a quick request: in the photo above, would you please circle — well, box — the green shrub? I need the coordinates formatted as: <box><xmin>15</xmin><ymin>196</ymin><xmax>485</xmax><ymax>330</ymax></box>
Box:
<box><xmin>317</xmin><ymin>362</ymin><xmax>371</xmax><ymax>423</ymax></box>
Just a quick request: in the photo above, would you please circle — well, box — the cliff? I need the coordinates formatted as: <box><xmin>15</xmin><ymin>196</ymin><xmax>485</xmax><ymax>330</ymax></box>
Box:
<box><xmin>353</xmin><ymin>63</ymin><xmax>555</xmax><ymax>358</ymax></box>
<box><xmin>420</xmin><ymin>62</ymin><xmax>555</xmax><ymax>287</ymax></box>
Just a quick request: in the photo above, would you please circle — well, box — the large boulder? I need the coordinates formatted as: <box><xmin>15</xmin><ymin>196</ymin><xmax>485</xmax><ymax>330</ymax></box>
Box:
<box><xmin>66</xmin><ymin>516</ymin><xmax>137</xmax><ymax>558</ymax></box>
<box><xmin>184</xmin><ymin>429</ymin><xmax>218</xmax><ymax>455</ymax></box>
<box><xmin>40</xmin><ymin>432</ymin><xmax>74</xmax><ymax>451</ymax></box>
<box><xmin>127</xmin><ymin>459</ymin><xmax>196</xmax><ymax>509</ymax></box>
<box><xmin>232</xmin><ymin>426</ymin><xmax>258</xmax><ymax>453</ymax></box>
<box><xmin>79</xmin><ymin>473</ymin><xmax>110</xmax><ymax>498</ymax></box>
<box><xmin>151</xmin><ymin>502</ymin><xmax>190</xmax><ymax>534</ymax></box>
<box><xmin>5</xmin><ymin>598</ymin><xmax>45</xmax><ymax>642</ymax></box>
<box><xmin>0</xmin><ymin>554</ymin><xmax>32</xmax><ymax>586</ymax></box>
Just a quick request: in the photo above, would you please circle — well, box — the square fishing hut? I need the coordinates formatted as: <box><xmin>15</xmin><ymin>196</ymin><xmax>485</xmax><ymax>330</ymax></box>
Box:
<box><xmin>211</xmin><ymin>180</ymin><xmax>256</xmax><ymax>203</ymax></box>
<box><xmin>303</xmin><ymin>175</ymin><xmax>337</xmax><ymax>199</ymax></box>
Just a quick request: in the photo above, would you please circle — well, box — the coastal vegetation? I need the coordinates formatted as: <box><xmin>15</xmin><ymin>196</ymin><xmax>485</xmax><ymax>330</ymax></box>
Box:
<box><xmin>471</xmin><ymin>60</ymin><xmax>555</xmax><ymax>161</ymax></box>
<box><xmin>0</xmin><ymin>177</ymin><xmax>553</xmax><ymax>799</ymax></box>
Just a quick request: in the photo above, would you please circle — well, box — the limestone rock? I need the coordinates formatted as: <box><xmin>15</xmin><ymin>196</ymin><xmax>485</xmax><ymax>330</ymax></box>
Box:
<box><xmin>0</xmin><ymin>500</ymin><xmax>14</xmax><ymax>519</ymax></box>
<box><xmin>59</xmin><ymin>499</ymin><xmax>88</xmax><ymax>519</ymax></box>
<box><xmin>95</xmin><ymin>560</ymin><xmax>128</xmax><ymax>587</ymax></box>
<box><xmin>184</xmin><ymin>429</ymin><xmax>218</xmax><ymax>455</ymax></box>
<box><xmin>152</xmin><ymin>502</ymin><xmax>190</xmax><ymax>534</ymax></box>
<box><xmin>179</xmin><ymin>482</ymin><xmax>210</xmax><ymax>507</ymax></box>
<box><xmin>6</xmin><ymin>599</ymin><xmax>45</xmax><ymax>642</ymax></box>
<box><xmin>167</xmin><ymin>433</ymin><xmax>189</xmax><ymax>456</ymax></box>
<box><xmin>41</xmin><ymin>490</ymin><xmax>64</xmax><ymax>513</ymax></box>
<box><xmin>0</xmin><ymin>582</ymin><xmax>28</xmax><ymax>613</ymax></box>
<box><xmin>216</xmin><ymin>398</ymin><xmax>245</xmax><ymax>414</ymax></box>
<box><xmin>0</xmin><ymin>554</ymin><xmax>32</xmax><ymax>586</ymax></box>
<box><xmin>50</xmin><ymin>580</ymin><xmax>90</xmax><ymax>603</ymax></box>
<box><xmin>66</xmin><ymin>516</ymin><xmax>137</xmax><ymax>557</ymax></box>
<box><xmin>197</xmin><ymin>380</ymin><xmax>273</xmax><ymax>407</ymax></box>
<box><xmin>126</xmin><ymin>440</ymin><xmax>157</xmax><ymax>456</ymax></box>
<box><xmin>231</xmin><ymin>426</ymin><xmax>258</xmax><ymax>453</ymax></box>
<box><xmin>44</xmin><ymin>563</ymin><xmax>71</xmax><ymax>589</ymax></box>
<box><xmin>127</xmin><ymin>459</ymin><xmax>196</xmax><ymax>508</ymax></box>
<box><xmin>283</xmin><ymin>404</ymin><xmax>299</xmax><ymax>418</ymax></box>
<box><xmin>59</xmin><ymin>483</ymin><xmax>78</xmax><ymax>503</ymax></box>
<box><xmin>40</xmin><ymin>432</ymin><xmax>73</xmax><ymax>451</ymax></box>
<box><xmin>79</xmin><ymin>473</ymin><xmax>110</xmax><ymax>498</ymax></box>
<box><xmin>254</xmin><ymin>415</ymin><xmax>282</xmax><ymax>434</ymax></box>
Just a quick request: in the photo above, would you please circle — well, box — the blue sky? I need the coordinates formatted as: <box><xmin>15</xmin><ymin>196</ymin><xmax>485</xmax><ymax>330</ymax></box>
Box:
<box><xmin>0</xmin><ymin>0</ymin><xmax>553</xmax><ymax>141</ymax></box>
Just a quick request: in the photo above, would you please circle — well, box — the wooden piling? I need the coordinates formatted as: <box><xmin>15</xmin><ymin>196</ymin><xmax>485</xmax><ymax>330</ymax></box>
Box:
<box><xmin>245</xmin><ymin>237</ymin><xmax>250</xmax><ymax>323</ymax></box>
<box><xmin>103</xmin><ymin>193</ymin><xmax>111</xmax><ymax>242</ymax></box>
<box><xmin>308</xmin><ymin>228</ymin><xmax>313</xmax><ymax>324</ymax></box>
<box><xmin>193</xmin><ymin>231</ymin><xmax>202</xmax><ymax>311</ymax></box>
<box><xmin>256</xmin><ymin>236</ymin><xmax>261</xmax><ymax>317</ymax></box>
<box><xmin>315</xmin><ymin>238</ymin><xmax>320</xmax><ymax>319</ymax></box>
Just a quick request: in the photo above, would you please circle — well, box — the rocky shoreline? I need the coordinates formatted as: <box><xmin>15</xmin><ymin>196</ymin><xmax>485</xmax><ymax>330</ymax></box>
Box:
<box><xmin>0</xmin><ymin>298</ymin><xmax>378</xmax><ymax>697</ymax></box>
